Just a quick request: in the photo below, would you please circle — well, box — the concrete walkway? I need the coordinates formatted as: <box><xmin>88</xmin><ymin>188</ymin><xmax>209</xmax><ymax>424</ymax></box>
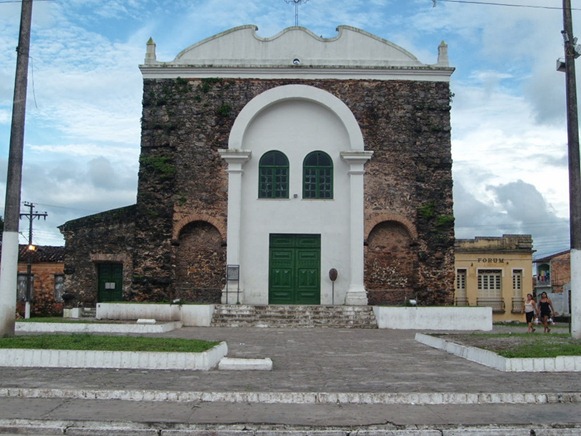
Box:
<box><xmin>0</xmin><ymin>327</ymin><xmax>580</xmax><ymax>435</ymax></box>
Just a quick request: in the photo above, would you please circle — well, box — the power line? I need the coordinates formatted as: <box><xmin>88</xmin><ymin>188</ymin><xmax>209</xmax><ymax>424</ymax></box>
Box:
<box><xmin>0</xmin><ymin>0</ymin><xmax>53</xmax><ymax>3</ymax></box>
<box><xmin>433</xmin><ymin>0</ymin><xmax>581</xmax><ymax>10</ymax></box>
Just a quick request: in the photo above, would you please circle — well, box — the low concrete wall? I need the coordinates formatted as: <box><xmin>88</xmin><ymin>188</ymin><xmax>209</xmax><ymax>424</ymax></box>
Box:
<box><xmin>63</xmin><ymin>308</ymin><xmax>81</xmax><ymax>319</ymax></box>
<box><xmin>96</xmin><ymin>303</ymin><xmax>215</xmax><ymax>327</ymax></box>
<box><xmin>96</xmin><ymin>304</ymin><xmax>491</xmax><ymax>330</ymax></box>
<box><xmin>0</xmin><ymin>342</ymin><xmax>227</xmax><ymax>370</ymax></box>
<box><xmin>16</xmin><ymin>321</ymin><xmax>182</xmax><ymax>334</ymax></box>
<box><xmin>373</xmin><ymin>307</ymin><xmax>492</xmax><ymax>331</ymax></box>
<box><xmin>416</xmin><ymin>333</ymin><xmax>581</xmax><ymax>372</ymax></box>
<box><xmin>179</xmin><ymin>305</ymin><xmax>215</xmax><ymax>327</ymax></box>
<box><xmin>96</xmin><ymin>303</ymin><xmax>182</xmax><ymax>322</ymax></box>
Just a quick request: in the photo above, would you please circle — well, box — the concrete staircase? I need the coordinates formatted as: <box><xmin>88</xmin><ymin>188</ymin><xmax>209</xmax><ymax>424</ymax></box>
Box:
<box><xmin>211</xmin><ymin>305</ymin><xmax>378</xmax><ymax>329</ymax></box>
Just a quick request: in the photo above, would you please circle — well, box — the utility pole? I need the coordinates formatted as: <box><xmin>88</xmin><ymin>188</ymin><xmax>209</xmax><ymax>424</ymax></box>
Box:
<box><xmin>562</xmin><ymin>0</ymin><xmax>581</xmax><ymax>339</ymax></box>
<box><xmin>19</xmin><ymin>202</ymin><xmax>47</xmax><ymax>319</ymax></box>
<box><xmin>0</xmin><ymin>0</ymin><xmax>33</xmax><ymax>337</ymax></box>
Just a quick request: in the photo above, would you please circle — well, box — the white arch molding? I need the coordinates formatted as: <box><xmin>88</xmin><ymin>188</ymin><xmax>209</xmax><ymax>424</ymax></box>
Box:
<box><xmin>219</xmin><ymin>84</ymin><xmax>372</xmax><ymax>305</ymax></box>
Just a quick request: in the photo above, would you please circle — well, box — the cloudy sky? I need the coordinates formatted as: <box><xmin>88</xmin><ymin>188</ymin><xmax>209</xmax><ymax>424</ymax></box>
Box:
<box><xmin>0</xmin><ymin>0</ymin><xmax>578</xmax><ymax>259</ymax></box>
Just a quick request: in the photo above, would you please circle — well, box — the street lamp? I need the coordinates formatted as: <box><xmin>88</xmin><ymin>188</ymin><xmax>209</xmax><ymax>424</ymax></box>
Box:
<box><xmin>25</xmin><ymin>243</ymin><xmax>36</xmax><ymax>319</ymax></box>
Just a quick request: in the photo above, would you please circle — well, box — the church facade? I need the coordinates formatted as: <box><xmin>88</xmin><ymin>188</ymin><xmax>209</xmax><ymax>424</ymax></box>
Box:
<box><xmin>59</xmin><ymin>25</ymin><xmax>455</xmax><ymax>307</ymax></box>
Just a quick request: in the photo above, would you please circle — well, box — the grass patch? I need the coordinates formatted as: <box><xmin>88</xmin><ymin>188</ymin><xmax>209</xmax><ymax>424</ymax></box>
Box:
<box><xmin>443</xmin><ymin>332</ymin><xmax>581</xmax><ymax>358</ymax></box>
<box><xmin>17</xmin><ymin>317</ymin><xmax>94</xmax><ymax>323</ymax></box>
<box><xmin>0</xmin><ymin>334</ymin><xmax>219</xmax><ymax>353</ymax></box>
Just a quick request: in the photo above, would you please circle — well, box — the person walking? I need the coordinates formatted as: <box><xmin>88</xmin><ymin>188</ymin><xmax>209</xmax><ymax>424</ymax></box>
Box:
<box><xmin>523</xmin><ymin>293</ymin><xmax>538</xmax><ymax>333</ymax></box>
<box><xmin>538</xmin><ymin>292</ymin><xmax>556</xmax><ymax>333</ymax></box>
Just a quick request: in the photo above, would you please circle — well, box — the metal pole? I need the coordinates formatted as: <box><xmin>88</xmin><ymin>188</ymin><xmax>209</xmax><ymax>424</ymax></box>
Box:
<box><xmin>25</xmin><ymin>249</ymin><xmax>32</xmax><ymax>319</ymax></box>
<box><xmin>21</xmin><ymin>201</ymin><xmax>45</xmax><ymax>319</ymax></box>
<box><xmin>0</xmin><ymin>0</ymin><xmax>34</xmax><ymax>337</ymax></box>
<box><xmin>563</xmin><ymin>0</ymin><xmax>581</xmax><ymax>339</ymax></box>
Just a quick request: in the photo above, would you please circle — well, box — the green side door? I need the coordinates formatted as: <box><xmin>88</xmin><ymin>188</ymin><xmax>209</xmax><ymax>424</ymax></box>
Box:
<box><xmin>269</xmin><ymin>234</ymin><xmax>320</xmax><ymax>304</ymax></box>
<box><xmin>97</xmin><ymin>263</ymin><xmax>123</xmax><ymax>302</ymax></box>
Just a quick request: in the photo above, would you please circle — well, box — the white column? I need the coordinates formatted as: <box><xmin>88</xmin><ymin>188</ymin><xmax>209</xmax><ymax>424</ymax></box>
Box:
<box><xmin>218</xmin><ymin>149</ymin><xmax>251</xmax><ymax>304</ymax></box>
<box><xmin>341</xmin><ymin>151</ymin><xmax>373</xmax><ymax>306</ymax></box>
<box><xmin>0</xmin><ymin>231</ymin><xmax>19</xmax><ymax>336</ymax></box>
<box><xmin>571</xmin><ymin>248</ymin><xmax>581</xmax><ymax>338</ymax></box>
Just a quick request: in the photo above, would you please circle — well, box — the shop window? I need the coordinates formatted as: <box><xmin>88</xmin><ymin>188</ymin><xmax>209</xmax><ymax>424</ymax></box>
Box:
<box><xmin>17</xmin><ymin>273</ymin><xmax>34</xmax><ymax>301</ymax></box>
<box><xmin>537</xmin><ymin>263</ymin><xmax>550</xmax><ymax>284</ymax></box>
<box><xmin>511</xmin><ymin>269</ymin><xmax>523</xmax><ymax>313</ymax></box>
<box><xmin>455</xmin><ymin>269</ymin><xmax>468</xmax><ymax>306</ymax></box>
<box><xmin>477</xmin><ymin>269</ymin><xmax>504</xmax><ymax>312</ymax></box>
<box><xmin>54</xmin><ymin>274</ymin><xmax>64</xmax><ymax>302</ymax></box>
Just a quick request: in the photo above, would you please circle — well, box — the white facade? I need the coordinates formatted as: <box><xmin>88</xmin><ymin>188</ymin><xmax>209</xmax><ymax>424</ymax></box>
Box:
<box><xmin>221</xmin><ymin>85</ymin><xmax>371</xmax><ymax>305</ymax></box>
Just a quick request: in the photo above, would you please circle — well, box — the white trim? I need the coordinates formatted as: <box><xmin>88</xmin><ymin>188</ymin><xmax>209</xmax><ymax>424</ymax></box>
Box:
<box><xmin>139</xmin><ymin>66</ymin><xmax>453</xmax><ymax>82</ymax></box>
<box><xmin>0</xmin><ymin>231</ymin><xmax>19</xmax><ymax>336</ymax></box>
<box><xmin>571</xmin><ymin>248</ymin><xmax>581</xmax><ymax>339</ymax></box>
<box><xmin>229</xmin><ymin>85</ymin><xmax>364</xmax><ymax>151</ymax></box>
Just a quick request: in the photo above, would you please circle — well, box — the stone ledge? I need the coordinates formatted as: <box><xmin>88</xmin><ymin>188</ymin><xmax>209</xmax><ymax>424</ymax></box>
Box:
<box><xmin>0</xmin><ymin>342</ymin><xmax>227</xmax><ymax>370</ymax></box>
<box><xmin>16</xmin><ymin>321</ymin><xmax>183</xmax><ymax>334</ymax></box>
<box><xmin>218</xmin><ymin>357</ymin><xmax>273</xmax><ymax>371</ymax></box>
<box><xmin>1</xmin><ymin>387</ymin><xmax>580</xmax><ymax>405</ymax></box>
<box><xmin>415</xmin><ymin>333</ymin><xmax>581</xmax><ymax>372</ymax></box>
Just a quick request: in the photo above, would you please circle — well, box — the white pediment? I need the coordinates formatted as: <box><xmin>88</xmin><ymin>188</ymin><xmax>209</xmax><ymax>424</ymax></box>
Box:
<box><xmin>169</xmin><ymin>25</ymin><xmax>425</xmax><ymax>68</ymax></box>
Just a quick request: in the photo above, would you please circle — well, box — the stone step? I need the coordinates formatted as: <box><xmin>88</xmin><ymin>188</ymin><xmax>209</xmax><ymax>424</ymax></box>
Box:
<box><xmin>79</xmin><ymin>307</ymin><xmax>96</xmax><ymax>318</ymax></box>
<box><xmin>211</xmin><ymin>305</ymin><xmax>378</xmax><ymax>329</ymax></box>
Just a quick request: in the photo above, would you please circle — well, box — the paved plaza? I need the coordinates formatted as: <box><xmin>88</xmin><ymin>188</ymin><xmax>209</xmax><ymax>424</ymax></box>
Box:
<box><xmin>0</xmin><ymin>327</ymin><xmax>580</xmax><ymax>435</ymax></box>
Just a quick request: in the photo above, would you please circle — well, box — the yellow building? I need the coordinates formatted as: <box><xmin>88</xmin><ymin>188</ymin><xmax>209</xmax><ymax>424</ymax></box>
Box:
<box><xmin>454</xmin><ymin>234</ymin><xmax>534</xmax><ymax>322</ymax></box>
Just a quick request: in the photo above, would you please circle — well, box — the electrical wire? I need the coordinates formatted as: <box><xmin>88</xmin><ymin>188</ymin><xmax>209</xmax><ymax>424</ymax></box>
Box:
<box><xmin>434</xmin><ymin>0</ymin><xmax>581</xmax><ymax>10</ymax></box>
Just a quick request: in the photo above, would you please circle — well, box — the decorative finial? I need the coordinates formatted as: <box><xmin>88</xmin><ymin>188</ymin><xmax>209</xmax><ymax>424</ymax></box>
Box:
<box><xmin>437</xmin><ymin>41</ymin><xmax>449</xmax><ymax>67</ymax></box>
<box><xmin>145</xmin><ymin>37</ymin><xmax>157</xmax><ymax>64</ymax></box>
<box><xmin>284</xmin><ymin>0</ymin><xmax>309</xmax><ymax>27</ymax></box>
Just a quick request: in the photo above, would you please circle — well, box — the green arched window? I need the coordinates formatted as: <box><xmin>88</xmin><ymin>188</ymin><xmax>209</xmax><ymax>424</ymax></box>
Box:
<box><xmin>303</xmin><ymin>151</ymin><xmax>333</xmax><ymax>199</ymax></box>
<box><xmin>259</xmin><ymin>151</ymin><xmax>289</xmax><ymax>199</ymax></box>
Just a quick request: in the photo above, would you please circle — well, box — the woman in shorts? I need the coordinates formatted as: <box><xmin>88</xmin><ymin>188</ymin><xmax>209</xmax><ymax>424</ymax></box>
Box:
<box><xmin>522</xmin><ymin>293</ymin><xmax>538</xmax><ymax>333</ymax></box>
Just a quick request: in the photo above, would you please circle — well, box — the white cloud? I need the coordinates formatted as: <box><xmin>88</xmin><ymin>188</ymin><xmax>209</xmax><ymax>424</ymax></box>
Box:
<box><xmin>0</xmin><ymin>0</ymin><xmax>577</xmax><ymax>256</ymax></box>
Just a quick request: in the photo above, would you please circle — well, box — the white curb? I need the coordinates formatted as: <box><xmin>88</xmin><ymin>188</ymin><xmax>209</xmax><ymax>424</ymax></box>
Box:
<box><xmin>0</xmin><ymin>341</ymin><xmax>227</xmax><ymax>370</ymax></box>
<box><xmin>0</xmin><ymin>387</ymin><xmax>579</xmax><ymax>405</ymax></box>
<box><xmin>415</xmin><ymin>333</ymin><xmax>581</xmax><ymax>372</ymax></box>
<box><xmin>218</xmin><ymin>357</ymin><xmax>273</xmax><ymax>370</ymax></box>
<box><xmin>15</xmin><ymin>321</ymin><xmax>183</xmax><ymax>334</ymax></box>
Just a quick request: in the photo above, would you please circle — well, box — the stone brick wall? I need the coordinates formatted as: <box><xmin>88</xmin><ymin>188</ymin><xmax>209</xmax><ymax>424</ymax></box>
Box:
<box><xmin>16</xmin><ymin>262</ymin><xmax>64</xmax><ymax>317</ymax></box>
<box><xmin>59</xmin><ymin>206</ymin><xmax>136</xmax><ymax>306</ymax></box>
<box><xmin>550</xmin><ymin>252</ymin><xmax>570</xmax><ymax>293</ymax></box>
<box><xmin>131</xmin><ymin>77</ymin><xmax>454</xmax><ymax>304</ymax></box>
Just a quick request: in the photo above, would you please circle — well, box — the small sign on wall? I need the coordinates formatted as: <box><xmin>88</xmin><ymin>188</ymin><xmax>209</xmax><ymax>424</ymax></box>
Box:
<box><xmin>105</xmin><ymin>282</ymin><xmax>116</xmax><ymax>290</ymax></box>
<box><xmin>226</xmin><ymin>265</ymin><xmax>240</xmax><ymax>281</ymax></box>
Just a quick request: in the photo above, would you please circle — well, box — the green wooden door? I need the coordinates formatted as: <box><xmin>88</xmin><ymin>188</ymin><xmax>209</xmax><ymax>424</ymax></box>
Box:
<box><xmin>97</xmin><ymin>263</ymin><xmax>123</xmax><ymax>302</ymax></box>
<box><xmin>269</xmin><ymin>234</ymin><xmax>320</xmax><ymax>304</ymax></box>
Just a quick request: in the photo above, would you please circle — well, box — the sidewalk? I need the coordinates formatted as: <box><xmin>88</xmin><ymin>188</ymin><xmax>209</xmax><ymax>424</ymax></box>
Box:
<box><xmin>0</xmin><ymin>327</ymin><xmax>580</xmax><ymax>434</ymax></box>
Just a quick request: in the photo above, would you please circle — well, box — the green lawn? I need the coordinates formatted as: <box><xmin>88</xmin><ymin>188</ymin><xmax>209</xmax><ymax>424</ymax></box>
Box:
<box><xmin>447</xmin><ymin>332</ymin><xmax>581</xmax><ymax>358</ymax></box>
<box><xmin>0</xmin><ymin>334</ymin><xmax>219</xmax><ymax>353</ymax></box>
<box><xmin>17</xmin><ymin>317</ymin><xmax>94</xmax><ymax>323</ymax></box>
<box><xmin>499</xmin><ymin>335</ymin><xmax>581</xmax><ymax>358</ymax></box>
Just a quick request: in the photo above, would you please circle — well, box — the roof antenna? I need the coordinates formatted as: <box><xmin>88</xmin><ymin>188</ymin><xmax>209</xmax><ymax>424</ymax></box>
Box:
<box><xmin>284</xmin><ymin>0</ymin><xmax>309</xmax><ymax>27</ymax></box>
